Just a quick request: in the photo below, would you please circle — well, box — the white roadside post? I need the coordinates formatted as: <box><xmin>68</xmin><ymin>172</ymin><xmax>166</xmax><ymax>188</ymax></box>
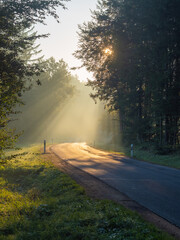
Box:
<box><xmin>44</xmin><ymin>140</ymin><xmax>46</xmax><ymax>154</ymax></box>
<box><xmin>131</xmin><ymin>144</ymin><xmax>133</xmax><ymax>158</ymax></box>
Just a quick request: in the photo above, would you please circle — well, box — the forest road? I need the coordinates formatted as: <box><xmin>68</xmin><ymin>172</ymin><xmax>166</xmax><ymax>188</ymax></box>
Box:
<box><xmin>51</xmin><ymin>143</ymin><xmax>180</xmax><ymax>230</ymax></box>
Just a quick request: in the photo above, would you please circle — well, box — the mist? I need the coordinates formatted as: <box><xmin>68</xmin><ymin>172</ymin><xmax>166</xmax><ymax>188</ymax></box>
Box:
<box><xmin>8</xmin><ymin>57</ymin><xmax>123</xmax><ymax>150</ymax></box>
<box><xmin>11</xmin><ymin>68</ymin><xmax>121</xmax><ymax>149</ymax></box>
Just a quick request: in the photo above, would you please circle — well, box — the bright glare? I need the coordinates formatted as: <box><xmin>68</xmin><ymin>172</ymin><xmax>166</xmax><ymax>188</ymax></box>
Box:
<box><xmin>103</xmin><ymin>48</ymin><xmax>113</xmax><ymax>55</ymax></box>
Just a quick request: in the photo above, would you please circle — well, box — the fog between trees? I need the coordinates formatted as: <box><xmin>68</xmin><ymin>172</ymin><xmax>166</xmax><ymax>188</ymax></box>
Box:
<box><xmin>13</xmin><ymin>58</ymin><xmax>119</xmax><ymax>147</ymax></box>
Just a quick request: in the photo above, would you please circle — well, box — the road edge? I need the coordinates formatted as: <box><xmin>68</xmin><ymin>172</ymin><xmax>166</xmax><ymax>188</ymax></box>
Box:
<box><xmin>46</xmin><ymin>145</ymin><xmax>180</xmax><ymax>240</ymax></box>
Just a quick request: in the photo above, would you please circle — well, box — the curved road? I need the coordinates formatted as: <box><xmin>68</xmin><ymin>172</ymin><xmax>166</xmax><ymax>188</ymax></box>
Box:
<box><xmin>52</xmin><ymin>143</ymin><xmax>180</xmax><ymax>228</ymax></box>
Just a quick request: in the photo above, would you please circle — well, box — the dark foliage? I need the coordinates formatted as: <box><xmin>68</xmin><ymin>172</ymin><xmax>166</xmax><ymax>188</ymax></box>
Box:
<box><xmin>75</xmin><ymin>0</ymin><xmax>180</xmax><ymax>149</ymax></box>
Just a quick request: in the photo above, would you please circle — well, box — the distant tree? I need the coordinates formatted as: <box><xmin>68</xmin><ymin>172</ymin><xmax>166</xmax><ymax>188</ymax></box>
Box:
<box><xmin>75</xmin><ymin>0</ymin><xmax>180</xmax><ymax>150</ymax></box>
<box><xmin>0</xmin><ymin>0</ymin><xmax>69</xmax><ymax>156</ymax></box>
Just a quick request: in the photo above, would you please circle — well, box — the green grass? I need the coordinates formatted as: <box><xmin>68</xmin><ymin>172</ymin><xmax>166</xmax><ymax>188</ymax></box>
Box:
<box><xmin>127</xmin><ymin>147</ymin><xmax>180</xmax><ymax>169</ymax></box>
<box><xmin>94</xmin><ymin>144</ymin><xmax>180</xmax><ymax>169</ymax></box>
<box><xmin>0</xmin><ymin>146</ymin><xmax>174</xmax><ymax>240</ymax></box>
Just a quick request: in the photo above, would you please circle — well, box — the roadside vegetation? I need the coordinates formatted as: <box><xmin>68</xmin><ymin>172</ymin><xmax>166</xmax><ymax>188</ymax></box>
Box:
<box><xmin>94</xmin><ymin>143</ymin><xmax>180</xmax><ymax>169</ymax></box>
<box><xmin>0</xmin><ymin>146</ymin><xmax>174</xmax><ymax>240</ymax></box>
<box><xmin>126</xmin><ymin>147</ymin><xmax>180</xmax><ymax>169</ymax></box>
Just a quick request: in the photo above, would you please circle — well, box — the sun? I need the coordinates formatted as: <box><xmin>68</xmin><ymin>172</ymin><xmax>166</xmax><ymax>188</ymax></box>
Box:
<box><xmin>103</xmin><ymin>48</ymin><xmax>113</xmax><ymax>55</ymax></box>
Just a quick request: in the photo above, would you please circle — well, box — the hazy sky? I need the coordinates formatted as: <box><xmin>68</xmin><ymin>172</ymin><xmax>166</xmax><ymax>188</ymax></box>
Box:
<box><xmin>35</xmin><ymin>0</ymin><xmax>98</xmax><ymax>82</ymax></box>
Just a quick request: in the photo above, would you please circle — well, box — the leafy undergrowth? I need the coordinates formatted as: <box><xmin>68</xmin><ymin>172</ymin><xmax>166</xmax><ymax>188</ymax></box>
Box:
<box><xmin>0</xmin><ymin>147</ymin><xmax>174</xmax><ymax>240</ymax></box>
<box><xmin>94</xmin><ymin>144</ymin><xmax>180</xmax><ymax>169</ymax></box>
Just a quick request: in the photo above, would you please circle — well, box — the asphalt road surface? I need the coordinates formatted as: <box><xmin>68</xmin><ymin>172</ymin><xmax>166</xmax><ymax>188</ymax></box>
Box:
<box><xmin>52</xmin><ymin>143</ymin><xmax>180</xmax><ymax>228</ymax></box>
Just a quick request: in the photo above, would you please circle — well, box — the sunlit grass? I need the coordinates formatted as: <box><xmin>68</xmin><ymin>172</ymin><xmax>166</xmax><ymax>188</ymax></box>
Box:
<box><xmin>0</xmin><ymin>146</ymin><xmax>174</xmax><ymax>240</ymax></box>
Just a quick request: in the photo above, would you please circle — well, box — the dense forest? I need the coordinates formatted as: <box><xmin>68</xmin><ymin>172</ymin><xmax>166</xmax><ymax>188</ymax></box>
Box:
<box><xmin>75</xmin><ymin>0</ymin><xmax>180</xmax><ymax>152</ymax></box>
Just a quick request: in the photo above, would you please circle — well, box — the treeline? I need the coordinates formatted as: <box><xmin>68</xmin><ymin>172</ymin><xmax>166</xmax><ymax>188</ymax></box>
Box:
<box><xmin>75</xmin><ymin>0</ymin><xmax>180</xmax><ymax>151</ymax></box>
<box><xmin>13</xmin><ymin>57</ymin><xmax>76</xmax><ymax>144</ymax></box>
<box><xmin>14</xmin><ymin>69</ymin><xmax>108</xmax><ymax>146</ymax></box>
<box><xmin>0</xmin><ymin>0</ymin><xmax>69</xmax><ymax>156</ymax></box>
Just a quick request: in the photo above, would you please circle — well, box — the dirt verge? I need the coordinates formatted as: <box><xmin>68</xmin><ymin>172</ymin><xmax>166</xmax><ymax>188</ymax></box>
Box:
<box><xmin>42</xmin><ymin>146</ymin><xmax>180</xmax><ymax>240</ymax></box>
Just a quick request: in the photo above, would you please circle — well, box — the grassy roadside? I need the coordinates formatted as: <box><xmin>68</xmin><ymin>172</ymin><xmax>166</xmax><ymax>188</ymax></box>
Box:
<box><xmin>93</xmin><ymin>144</ymin><xmax>180</xmax><ymax>169</ymax></box>
<box><xmin>0</xmin><ymin>147</ymin><xmax>174</xmax><ymax>240</ymax></box>
<box><xmin>125</xmin><ymin>147</ymin><xmax>180</xmax><ymax>169</ymax></box>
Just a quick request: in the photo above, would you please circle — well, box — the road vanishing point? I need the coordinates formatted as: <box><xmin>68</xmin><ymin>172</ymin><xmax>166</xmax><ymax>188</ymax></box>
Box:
<box><xmin>51</xmin><ymin>143</ymin><xmax>180</xmax><ymax>229</ymax></box>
